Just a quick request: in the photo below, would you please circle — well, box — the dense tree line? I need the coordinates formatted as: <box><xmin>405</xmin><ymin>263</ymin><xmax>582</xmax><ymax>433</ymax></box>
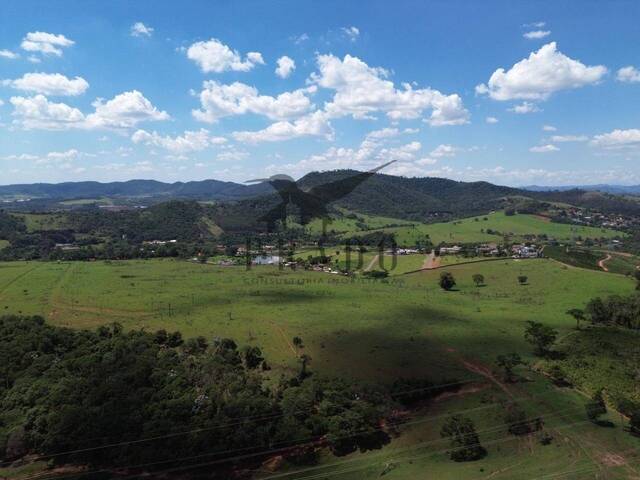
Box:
<box><xmin>0</xmin><ymin>316</ymin><xmax>402</xmax><ymax>475</ymax></box>
<box><xmin>584</xmin><ymin>294</ymin><xmax>640</xmax><ymax>330</ymax></box>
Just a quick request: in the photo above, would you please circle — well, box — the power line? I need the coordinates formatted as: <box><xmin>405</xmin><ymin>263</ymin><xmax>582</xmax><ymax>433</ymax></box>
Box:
<box><xmin>1</xmin><ymin>377</ymin><xmax>483</xmax><ymax>467</ymax></box>
<box><xmin>28</xmin><ymin>403</ymin><xmax>593</xmax><ymax>480</ymax></box>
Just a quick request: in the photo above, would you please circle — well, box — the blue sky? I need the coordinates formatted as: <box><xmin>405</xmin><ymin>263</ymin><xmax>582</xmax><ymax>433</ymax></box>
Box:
<box><xmin>1</xmin><ymin>0</ymin><xmax>639</xmax><ymax>186</ymax></box>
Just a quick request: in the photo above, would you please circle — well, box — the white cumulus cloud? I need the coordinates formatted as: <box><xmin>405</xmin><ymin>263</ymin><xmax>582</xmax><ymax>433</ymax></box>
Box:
<box><xmin>590</xmin><ymin>129</ymin><xmax>640</xmax><ymax>149</ymax></box>
<box><xmin>132</xmin><ymin>128</ymin><xmax>226</xmax><ymax>153</ymax></box>
<box><xmin>21</xmin><ymin>31</ymin><xmax>74</xmax><ymax>57</ymax></box>
<box><xmin>476</xmin><ymin>42</ymin><xmax>607</xmax><ymax>101</ymax></box>
<box><xmin>5</xmin><ymin>73</ymin><xmax>89</xmax><ymax>96</ymax></box>
<box><xmin>85</xmin><ymin>90</ymin><xmax>169</xmax><ymax>130</ymax></box>
<box><xmin>131</xmin><ymin>22</ymin><xmax>154</xmax><ymax>37</ymax></box>
<box><xmin>232</xmin><ymin>110</ymin><xmax>333</xmax><ymax>143</ymax></box>
<box><xmin>530</xmin><ymin>144</ymin><xmax>559</xmax><ymax>153</ymax></box>
<box><xmin>616</xmin><ymin>66</ymin><xmax>640</xmax><ymax>83</ymax></box>
<box><xmin>186</xmin><ymin>39</ymin><xmax>264</xmax><ymax>73</ymax></box>
<box><xmin>10</xmin><ymin>90</ymin><xmax>168</xmax><ymax>131</ymax></box>
<box><xmin>275</xmin><ymin>56</ymin><xmax>296</xmax><ymax>78</ymax></box>
<box><xmin>310</xmin><ymin>54</ymin><xmax>469</xmax><ymax>126</ymax></box>
<box><xmin>486</xmin><ymin>116</ymin><xmax>499</xmax><ymax>124</ymax></box>
<box><xmin>192</xmin><ymin>80</ymin><xmax>315</xmax><ymax>123</ymax></box>
<box><xmin>523</xmin><ymin>30</ymin><xmax>551</xmax><ymax>39</ymax></box>
<box><xmin>10</xmin><ymin>94</ymin><xmax>85</xmax><ymax>129</ymax></box>
<box><xmin>509</xmin><ymin>101</ymin><xmax>541</xmax><ymax>114</ymax></box>
<box><xmin>0</xmin><ymin>49</ymin><xmax>19</xmax><ymax>60</ymax></box>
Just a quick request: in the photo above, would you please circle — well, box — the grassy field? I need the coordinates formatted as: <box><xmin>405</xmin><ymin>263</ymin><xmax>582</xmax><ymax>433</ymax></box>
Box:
<box><xmin>344</xmin><ymin>212</ymin><xmax>622</xmax><ymax>246</ymax></box>
<box><xmin>1</xmin><ymin>258</ymin><xmax>638</xmax><ymax>478</ymax></box>
<box><xmin>11</xmin><ymin>212</ymin><xmax>70</xmax><ymax>232</ymax></box>
<box><xmin>601</xmin><ymin>252</ymin><xmax>640</xmax><ymax>276</ymax></box>
<box><xmin>544</xmin><ymin>245</ymin><xmax>603</xmax><ymax>271</ymax></box>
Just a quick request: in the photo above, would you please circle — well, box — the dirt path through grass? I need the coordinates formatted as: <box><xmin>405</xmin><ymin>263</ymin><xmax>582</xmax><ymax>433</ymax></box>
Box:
<box><xmin>364</xmin><ymin>254</ymin><xmax>379</xmax><ymax>272</ymax></box>
<box><xmin>598</xmin><ymin>254</ymin><xmax>612</xmax><ymax>272</ymax></box>
<box><xmin>422</xmin><ymin>251</ymin><xmax>441</xmax><ymax>269</ymax></box>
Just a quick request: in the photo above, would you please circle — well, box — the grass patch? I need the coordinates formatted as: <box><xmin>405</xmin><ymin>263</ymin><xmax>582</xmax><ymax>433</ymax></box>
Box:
<box><xmin>342</xmin><ymin>212</ymin><xmax>622</xmax><ymax>246</ymax></box>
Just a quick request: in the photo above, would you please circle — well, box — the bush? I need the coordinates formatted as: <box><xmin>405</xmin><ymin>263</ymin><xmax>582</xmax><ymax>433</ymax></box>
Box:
<box><xmin>439</xmin><ymin>271</ymin><xmax>456</xmax><ymax>291</ymax></box>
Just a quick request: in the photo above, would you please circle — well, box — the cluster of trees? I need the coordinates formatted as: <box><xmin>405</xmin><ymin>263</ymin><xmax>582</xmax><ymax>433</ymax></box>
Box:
<box><xmin>0</xmin><ymin>316</ymin><xmax>398</xmax><ymax>472</ymax></box>
<box><xmin>438</xmin><ymin>272</ymin><xmax>528</xmax><ymax>291</ymax></box>
<box><xmin>581</xmin><ymin>294</ymin><xmax>640</xmax><ymax>330</ymax></box>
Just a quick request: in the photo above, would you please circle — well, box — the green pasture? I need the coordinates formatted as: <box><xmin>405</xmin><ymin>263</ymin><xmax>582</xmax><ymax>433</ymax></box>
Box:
<box><xmin>346</xmin><ymin>212</ymin><xmax>622</xmax><ymax>246</ymax></box>
<box><xmin>0</xmin><ymin>258</ymin><xmax>634</xmax><ymax>380</ymax></box>
<box><xmin>1</xmin><ymin>258</ymin><xmax>638</xmax><ymax>479</ymax></box>
<box><xmin>11</xmin><ymin>212</ymin><xmax>70</xmax><ymax>232</ymax></box>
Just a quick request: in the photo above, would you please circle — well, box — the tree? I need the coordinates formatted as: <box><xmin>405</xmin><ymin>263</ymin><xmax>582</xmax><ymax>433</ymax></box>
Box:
<box><xmin>629</xmin><ymin>410</ymin><xmax>640</xmax><ymax>436</ymax></box>
<box><xmin>566</xmin><ymin>308</ymin><xmax>586</xmax><ymax>330</ymax></box>
<box><xmin>504</xmin><ymin>403</ymin><xmax>542</xmax><ymax>436</ymax></box>
<box><xmin>299</xmin><ymin>353</ymin><xmax>312</xmax><ymax>379</ymax></box>
<box><xmin>242</xmin><ymin>346</ymin><xmax>264</xmax><ymax>369</ymax></box>
<box><xmin>518</xmin><ymin>275</ymin><xmax>528</xmax><ymax>285</ymax></box>
<box><xmin>292</xmin><ymin>336</ymin><xmax>304</xmax><ymax>351</ymax></box>
<box><xmin>585</xmin><ymin>391</ymin><xmax>607</xmax><ymax>423</ymax></box>
<box><xmin>496</xmin><ymin>353</ymin><xmax>523</xmax><ymax>383</ymax></box>
<box><xmin>524</xmin><ymin>321</ymin><xmax>557</xmax><ymax>356</ymax></box>
<box><xmin>440</xmin><ymin>415</ymin><xmax>486</xmax><ymax>461</ymax></box>
<box><xmin>439</xmin><ymin>271</ymin><xmax>456</xmax><ymax>291</ymax></box>
<box><xmin>472</xmin><ymin>274</ymin><xmax>485</xmax><ymax>287</ymax></box>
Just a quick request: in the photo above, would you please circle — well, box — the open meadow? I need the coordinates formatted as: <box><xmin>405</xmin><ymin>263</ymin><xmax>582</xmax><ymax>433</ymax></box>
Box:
<box><xmin>320</xmin><ymin>211</ymin><xmax>623</xmax><ymax>246</ymax></box>
<box><xmin>1</xmin><ymin>257</ymin><xmax>639</xmax><ymax>478</ymax></box>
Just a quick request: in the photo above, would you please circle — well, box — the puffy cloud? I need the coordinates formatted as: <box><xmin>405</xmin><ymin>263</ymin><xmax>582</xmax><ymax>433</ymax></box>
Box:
<box><xmin>10</xmin><ymin>94</ymin><xmax>85</xmax><ymax>129</ymax></box>
<box><xmin>21</xmin><ymin>31</ymin><xmax>74</xmax><ymax>57</ymax></box>
<box><xmin>342</xmin><ymin>26</ymin><xmax>360</xmax><ymax>42</ymax></box>
<box><xmin>509</xmin><ymin>101</ymin><xmax>541</xmax><ymax>114</ymax></box>
<box><xmin>262</xmin><ymin>128</ymin><xmax>445</xmax><ymax>178</ymax></box>
<box><xmin>275</xmin><ymin>56</ymin><xmax>296</xmax><ymax>78</ymax></box>
<box><xmin>590</xmin><ymin>129</ymin><xmax>640</xmax><ymax>149</ymax></box>
<box><xmin>10</xmin><ymin>90</ymin><xmax>168</xmax><ymax>130</ymax></box>
<box><xmin>311</xmin><ymin>54</ymin><xmax>469</xmax><ymax>125</ymax></box>
<box><xmin>550</xmin><ymin>134</ymin><xmax>588</xmax><ymax>142</ymax></box>
<box><xmin>0</xmin><ymin>49</ymin><xmax>19</xmax><ymax>59</ymax></box>
<box><xmin>616</xmin><ymin>66</ymin><xmax>640</xmax><ymax>83</ymax></box>
<box><xmin>192</xmin><ymin>80</ymin><xmax>314</xmax><ymax>122</ymax></box>
<box><xmin>131</xmin><ymin>22</ymin><xmax>154</xmax><ymax>37</ymax></box>
<box><xmin>542</xmin><ymin>124</ymin><xmax>557</xmax><ymax>131</ymax></box>
<box><xmin>486</xmin><ymin>116</ymin><xmax>499</xmax><ymax>124</ymax></box>
<box><xmin>476</xmin><ymin>42</ymin><xmax>607</xmax><ymax>101</ymax></box>
<box><xmin>186</xmin><ymin>39</ymin><xmax>264</xmax><ymax>73</ymax></box>
<box><xmin>429</xmin><ymin>144</ymin><xmax>458</xmax><ymax>158</ymax></box>
<box><xmin>232</xmin><ymin>110</ymin><xmax>333</xmax><ymax>143</ymax></box>
<box><xmin>132</xmin><ymin>128</ymin><xmax>226</xmax><ymax>153</ymax></box>
<box><xmin>523</xmin><ymin>30</ymin><xmax>551</xmax><ymax>39</ymax></box>
<box><xmin>84</xmin><ymin>90</ymin><xmax>169</xmax><ymax>129</ymax></box>
<box><xmin>5</xmin><ymin>73</ymin><xmax>89</xmax><ymax>96</ymax></box>
<box><xmin>365</xmin><ymin>127</ymin><xmax>401</xmax><ymax>139</ymax></box>
<box><xmin>529</xmin><ymin>144</ymin><xmax>559</xmax><ymax>153</ymax></box>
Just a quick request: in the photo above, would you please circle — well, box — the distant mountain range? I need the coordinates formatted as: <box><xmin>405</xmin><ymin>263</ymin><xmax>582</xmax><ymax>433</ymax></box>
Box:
<box><xmin>0</xmin><ymin>179</ymin><xmax>272</xmax><ymax>201</ymax></box>
<box><xmin>523</xmin><ymin>184</ymin><xmax>640</xmax><ymax>195</ymax></box>
<box><xmin>2</xmin><ymin>174</ymin><xmax>640</xmax><ymax>219</ymax></box>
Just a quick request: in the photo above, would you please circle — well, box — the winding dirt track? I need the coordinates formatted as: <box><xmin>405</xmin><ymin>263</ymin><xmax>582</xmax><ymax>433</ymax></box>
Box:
<box><xmin>422</xmin><ymin>251</ymin><xmax>441</xmax><ymax>270</ymax></box>
<box><xmin>598</xmin><ymin>254</ymin><xmax>612</xmax><ymax>272</ymax></box>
